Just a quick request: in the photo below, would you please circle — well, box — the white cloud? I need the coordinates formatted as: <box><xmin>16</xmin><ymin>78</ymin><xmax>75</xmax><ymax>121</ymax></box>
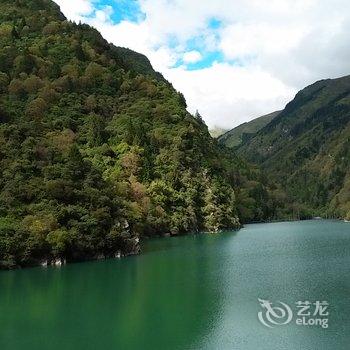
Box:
<box><xmin>183</xmin><ymin>51</ymin><xmax>202</xmax><ymax>64</ymax></box>
<box><xmin>54</xmin><ymin>0</ymin><xmax>94</xmax><ymax>22</ymax></box>
<box><xmin>95</xmin><ymin>6</ymin><xmax>113</xmax><ymax>22</ymax></box>
<box><xmin>53</xmin><ymin>0</ymin><xmax>350</xmax><ymax>129</ymax></box>
<box><xmin>220</xmin><ymin>23</ymin><xmax>306</xmax><ymax>59</ymax></box>
<box><xmin>164</xmin><ymin>63</ymin><xmax>294</xmax><ymax>127</ymax></box>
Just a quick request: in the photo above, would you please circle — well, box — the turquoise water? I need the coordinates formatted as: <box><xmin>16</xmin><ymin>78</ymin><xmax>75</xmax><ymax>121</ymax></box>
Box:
<box><xmin>0</xmin><ymin>220</ymin><xmax>349</xmax><ymax>349</ymax></box>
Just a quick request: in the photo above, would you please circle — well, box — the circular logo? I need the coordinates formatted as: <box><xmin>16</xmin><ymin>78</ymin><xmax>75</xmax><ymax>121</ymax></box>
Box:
<box><xmin>258</xmin><ymin>298</ymin><xmax>293</xmax><ymax>328</ymax></box>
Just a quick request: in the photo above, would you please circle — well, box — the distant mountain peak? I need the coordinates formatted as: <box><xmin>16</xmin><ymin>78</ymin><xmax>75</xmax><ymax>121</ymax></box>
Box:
<box><xmin>218</xmin><ymin>111</ymin><xmax>281</xmax><ymax>148</ymax></box>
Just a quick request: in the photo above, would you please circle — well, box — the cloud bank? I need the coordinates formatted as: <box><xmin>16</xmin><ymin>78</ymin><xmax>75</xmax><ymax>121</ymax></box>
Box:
<box><xmin>54</xmin><ymin>0</ymin><xmax>350</xmax><ymax>128</ymax></box>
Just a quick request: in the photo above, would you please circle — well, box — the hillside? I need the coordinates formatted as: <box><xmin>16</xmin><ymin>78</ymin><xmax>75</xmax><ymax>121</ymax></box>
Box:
<box><xmin>209</xmin><ymin>127</ymin><xmax>228</xmax><ymax>138</ymax></box>
<box><xmin>219</xmin><ymin>111</ymin><xmax>280</xmax><ymax>148</ymax></box>
<box><xmin>0</xmin><ymin>0</ymin><xmax>276</xmax><ymax>268</ymax></box>
<box><xmin>237</xmin><ymin>76</ymin><xmax>350</xmax><ymax>219</ymax></box>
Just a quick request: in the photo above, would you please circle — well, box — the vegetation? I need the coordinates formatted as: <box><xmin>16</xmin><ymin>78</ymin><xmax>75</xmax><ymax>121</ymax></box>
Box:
<box><xmin>219</xmin><ymin>111</ymin><xmax>280</xmax><ymax>148</ymax></box>
<box><xmin>0</xmin><ymin>0</ymin><xmax>276</xmax><ymax>268</ymax></box>
<box><xmin>236</xmin><ymin>77</ymin><xmax>350</xmax><ymax>219</ymax></box>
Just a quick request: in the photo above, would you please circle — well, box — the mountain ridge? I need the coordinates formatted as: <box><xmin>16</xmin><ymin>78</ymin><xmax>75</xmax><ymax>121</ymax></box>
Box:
<box><xmin>218</xmin><ymin>110</ymin><xmax>281</xmax><ymax>148</ymax></box>
<box><xmin>236</xmin><ymin>75</ymin><xmax>350</xmax><ymax>219</ymax></box>
<box><xmin>0</xmin><ymin>0</ymin><xmax>275</xmax><ymax>268</ymax></box>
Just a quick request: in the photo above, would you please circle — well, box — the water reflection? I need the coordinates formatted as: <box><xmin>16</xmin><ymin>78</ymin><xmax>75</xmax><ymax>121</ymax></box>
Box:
<box><xmin>0</xmin><ymin>233</ymin><xmax>231</xmax><ymax>350</ymax></box>
<box><xmin>0</xmin><ymin>221</ymin><xmax>349</xmax><ymax>350</ymax></box>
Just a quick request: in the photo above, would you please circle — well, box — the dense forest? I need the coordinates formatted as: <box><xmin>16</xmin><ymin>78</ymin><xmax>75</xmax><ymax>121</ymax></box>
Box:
<box><xmin>0</xmin><ymin>0</ymin><xmax>278</xmax><ymax>268</ymax></box>
<box><xmin>229</xmin><ymin>77</ymin><xmax>350</xmax><ymax>220</ymax></box>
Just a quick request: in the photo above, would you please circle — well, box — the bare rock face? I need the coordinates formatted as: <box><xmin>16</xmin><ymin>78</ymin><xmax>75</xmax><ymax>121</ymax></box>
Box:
<box><xmin>53</xmin><ymin>258</ymin><xmax>66</xmax><ymax>267</ymax></box>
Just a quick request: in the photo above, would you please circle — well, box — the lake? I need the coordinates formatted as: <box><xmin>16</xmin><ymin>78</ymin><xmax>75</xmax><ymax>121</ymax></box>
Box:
<box><xmin>0</xmin><ymin>220</ymin><xmax>349</xmax><ymax>349</ymax></box>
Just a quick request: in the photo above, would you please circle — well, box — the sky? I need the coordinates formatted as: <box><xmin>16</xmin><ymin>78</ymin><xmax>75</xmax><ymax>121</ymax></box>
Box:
<box><xmin>54</xmin><ymin>0</ymin><xmax>350</xmax><ymax>129</ymax></box>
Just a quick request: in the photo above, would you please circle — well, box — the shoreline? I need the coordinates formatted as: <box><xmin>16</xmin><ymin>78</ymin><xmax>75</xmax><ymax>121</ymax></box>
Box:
<box><xmin>2</xmin><ymin>217</ymin><xmax>347</xmax><ymax>271</ymax></box>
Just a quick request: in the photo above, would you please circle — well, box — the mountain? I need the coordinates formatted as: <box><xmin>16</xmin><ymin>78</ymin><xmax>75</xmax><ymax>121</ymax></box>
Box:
<box><xmin>218</xmin><ymin>111</ymin><xmax>280</xmax><ymax>148</ymax></box>
<box><xmin>236</xmin><ymin>76</ymin><xmax>350</xmax><ymax>219</ymax></box>
<box><xmin>209</xmin><ymin>127</ymin><xmax>228</xmax><ymax>138</ymax></box>
<box><xmin>0</xmin><ymin>0</ymin><xmax>275</xmax><ymax>268</ymax></box>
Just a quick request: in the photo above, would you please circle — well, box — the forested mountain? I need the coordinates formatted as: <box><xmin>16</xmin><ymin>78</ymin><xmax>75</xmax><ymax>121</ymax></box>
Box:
<box><xmin>236</xmin><ymin>76</ymin><xmax>350</xmax><ymax>220</ymax></box>
<box><xmin>219</xmin><ymin>111</ymin><xmax>280</xmax><ymax>148</ymax></box>
<box><xmin>0</xmin><ymin>0</ymin><xmax>275</xmax><ymax>268</ymax></box>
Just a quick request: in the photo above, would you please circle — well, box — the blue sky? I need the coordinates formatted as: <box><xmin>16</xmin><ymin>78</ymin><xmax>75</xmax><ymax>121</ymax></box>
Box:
<box><xmin>88</xmin><ymin>0</ymin><xmax>226</xmax><ymax>71</ymax></box>
<box><xmin>55</xmin><ymin>0</ymin><xmax>350</xmax><ymax>129</ymax></box>
<box><xmin>97</xmin><ymin>0</ymin><xmax>144</xmax><ymax>23</ymax></box>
